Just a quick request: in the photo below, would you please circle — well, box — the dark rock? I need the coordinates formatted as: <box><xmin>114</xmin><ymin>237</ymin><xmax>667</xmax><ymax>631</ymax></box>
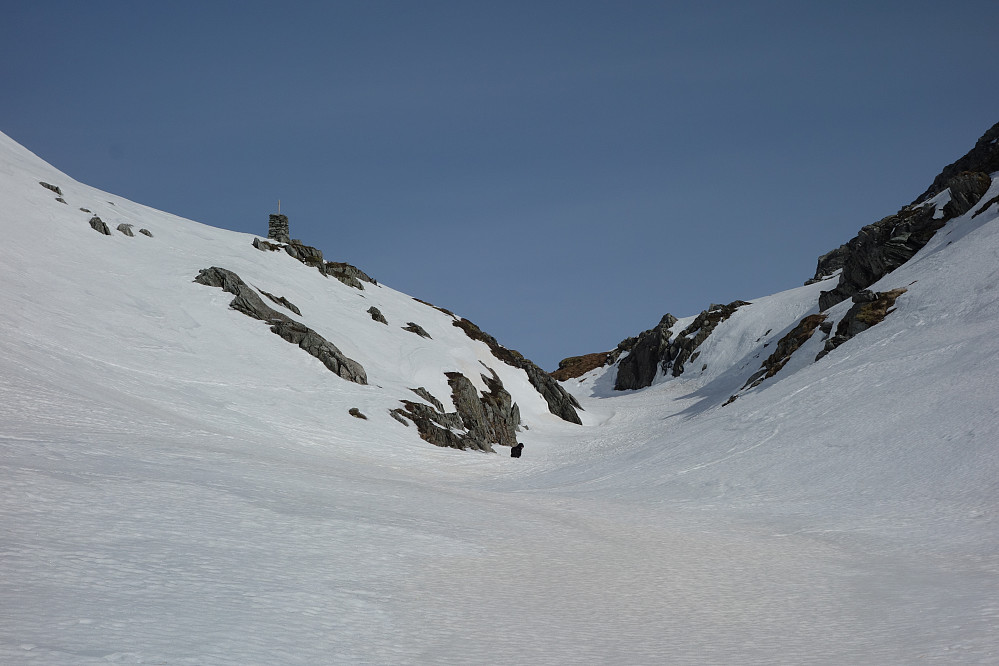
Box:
<box><xmin>744</xmin><ymin>313</ymin><xmax>828</xmax><ymax>389</ymax></box>
<box><xmin>972</xmin><ymin>195</ymin><xmax>999</xmax><ymax>219</ymax></box>
<box><xmin>258</xmin><ymin>288</ymin><xmax>302</xmax><ymax>315</ymax></box>
<box><xmin>285</xmin><ymin>242</ymin><xmax>324</xmax><ymax>267</ymax></box>
<box><xmin>818</xmin><ymin>204</ymin><xmax>940</xmax><ymax>310</ymax></box>
<box><xmin>941</xmin><ymin>172</ymin><xmax>992</xmax><ymax>219</ymax></box>
<box><xmin>253</xmin><ymin>237</ymin><xmax>282</xmax><ymax>252</ymax></box>
<box><xmin>413</xmin><ymin>298</ymin><xmax>455</xmax><ymax>317</ymax></box>
<box><xmin>614</xmin><ymin>314</ymin><xmax>677</xmax><ymax>390</ymax></box>
<box><xmin>349</xmin><ymin>407</ymin><xmax>367</xmax><ymax>420</ymax></box>
<box><xmin>138</xmin><ymin>228</ymin><xmax>153</xmax><ymax>237</ymax></box>
<box><xmin>194</xmin><ymin>266</ymin><xmax>366</xmax><ymax>384</ymax></box>
<box><xmin>89</xmin><ymin>216</ymin><xmax>110</xmax><ymax>235</ymax></box>
<box><xmin>39</xmin><ymin>182</ymin><xmax>62</xmax><ymax>196</ymax></box>
<box><xmin>452</xmin><ymin>317</ymin><xmax>582</xmax><ymax>424</ymax></box>
<box><xmin>80</xmin><ymin>208</ymin><xmax>91</xmax><ymax>213</ymax></box>
<box><xmin>393</xmin><ymin>368</ymin><xmax>521</xmax><ymax>452</ymax></box>
<box><xmin>915</xmin><ymin>121</ymin><xmax>999</xmax><ymax>204</ymax></box>
<box><xmin>806</xmin><ymin>243</ymin><xmax>850</xmax><ymax>284</ymax></box>
<box><xmin>367</xmin><ymin>306</ymin><xmax>388</xmax><ymax>324</ymax></box>
<box><xmin>511</xmin><ymin>443</ymin><xmax>524</xmax><ymax>458</ymax></box>
<box><xmin>117</xmin><ymin>223</ymin><xmax>135</xmax><ymax>237</ymax></box>
<box><xmin>852</xmin><ymin>289</ymin><xmax>878</xmax><ymax>303</ymax></box>
<box><xmin>55</xmin><ymin>197</ymin><xmax>67</xmax><ymax>204</ymax></box>
<box><xmin>268</xmin><ymin>213</ymin><xmax>290</xmax><ymax>244</ymax></box>
<box><xmin>614</xmin><ymin>300</ymin><xmax>749</xmax><ymax>390</ymax></box>
<box><xmin>403</xmin><ymin>322</ymin><xmax>432</xmax><ymax>339</ymax></box>
<box><xmin>815</xmin><ymin>121</ymin><xmax>999</xmax><ymax>310</ymax></box>
<box><xmin>410</xmin><ymin>387</ymin><xmax>445</xmax><ymax>412</ymax></box>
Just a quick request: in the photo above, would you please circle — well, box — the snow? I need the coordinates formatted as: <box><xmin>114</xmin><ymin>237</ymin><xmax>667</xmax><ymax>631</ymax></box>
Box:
<box><xmin>1</xmin><ymin>131</ymin><xmax>997</xmax><ymax>663</ymax></box>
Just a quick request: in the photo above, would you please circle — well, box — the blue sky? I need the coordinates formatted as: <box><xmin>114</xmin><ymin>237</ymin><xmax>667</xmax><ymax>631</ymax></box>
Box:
<box><xmin>4</xmin><ymin>0</ymin><xmax>998</xmax><ymax>370</ymax></box>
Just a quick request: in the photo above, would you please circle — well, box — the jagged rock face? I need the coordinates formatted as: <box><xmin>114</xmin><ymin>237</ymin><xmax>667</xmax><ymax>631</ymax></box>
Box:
<box><xmin>915</xmin><ymin>121</ymin><xmax>999</xmax><ymax>204</ymax></box>
<box><xmin>394</xmin><ymin>368</ymin><xmax>521</xmax><ymax>452</ymax></box>
<box><xmin>325</xmin><ymin>262</ymin><xmax>376</xmax><ymax>288</ymax></box>
<box><xmin>452</xmin><ymin>317</ymin><xmax>582</xmax><ymax>424</ymax></box>
<box><xmin>89</xmin><ymin>216</ymin><xmax>110</xmax><ymax>235</ymax></box>
<box><xmin>193</xmin><ymin>266</ymin><xmax>366</xmax><ymax>385</ymax></box>
<box><xmin>614</xmin><ymin>301</ymin><xmax>749</xmax><ymax>391</ymax></box>
<box><xmin>817</xmin><ymin>203</ymin><xmax>940</xmax><ymax>310</ymax></box>
<box><xmin>806</xmin><ymin>244</ymin><xmax>849</xmax><ymax>284</ymax></box>
<box><xmin>614</xmin><ymin>314</ymin><xmax>677</xmax><ymax>391</ymax></box>
<box><xmin>816</xmin><ymin>121</ymin><xmax>999</xmax><ymax>310</ymax></box>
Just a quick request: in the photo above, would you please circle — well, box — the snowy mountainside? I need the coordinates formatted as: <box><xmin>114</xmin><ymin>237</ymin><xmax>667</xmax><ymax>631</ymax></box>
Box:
<box><xmin>0</xmin><ymin>130</ymin><xmax>578</xmax><ymax>459</ymax></box>
<box><xmin>2</xmin><ymin>127</ymin><xmax>998</xmax><ymax>664</ymax></box>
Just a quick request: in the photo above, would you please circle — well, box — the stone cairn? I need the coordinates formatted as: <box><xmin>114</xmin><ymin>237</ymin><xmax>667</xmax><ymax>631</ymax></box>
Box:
<box><xmin>268</xmin><ymin>213</ymin><xmax>290</xmax><ymax>244</ymax></box>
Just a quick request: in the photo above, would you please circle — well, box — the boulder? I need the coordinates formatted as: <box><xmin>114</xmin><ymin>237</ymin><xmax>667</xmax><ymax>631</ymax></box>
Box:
<box><xmin>89</xmin><ymin>216</ymin><xmax>110</xmax><ymax>235</ymax></box>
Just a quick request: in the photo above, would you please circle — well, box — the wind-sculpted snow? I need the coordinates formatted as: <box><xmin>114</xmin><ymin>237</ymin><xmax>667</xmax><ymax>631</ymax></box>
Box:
<box><xmin>1</xmin><ymin>129</ymin><xmax>998</xmax><ymax>663</ymax></box>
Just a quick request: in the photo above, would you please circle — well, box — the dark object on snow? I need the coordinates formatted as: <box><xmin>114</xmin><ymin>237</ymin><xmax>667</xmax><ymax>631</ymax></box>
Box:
<box><xmin>511</xmin><ymin>443</ymin><xmax>524</xmax><ymax>458</ymax></box>
<box><xmin>88</xmin><ymin>216</ymin><xmax>110</xmax><ymax>235</ymax></box>
<box><xmin>39</xmin><ymin>181</ymin><xmax>62</xmax><ymax>196</ymax></box>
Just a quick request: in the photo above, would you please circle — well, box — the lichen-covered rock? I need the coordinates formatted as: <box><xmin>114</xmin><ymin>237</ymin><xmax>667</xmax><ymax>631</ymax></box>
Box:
<box><xmin>367</xmin><ymin>306</ymin><xmax>388</xmax><ymax>324</ymax></box>
<box><xmin>89</xmin><ymin>216</ymin><xmax>110</xmax><ymax>235</ymax></box>
<box><xmin>551</xmin><ymin>352</ymin><xmax>614</xmax><ymax>381</ymax></box>
<box><xmin>193</xmin><ymin>267</ymin><xmax>366</xmax><ymax>385</ymax></box>
<box><xmin>816</xmin><ymin>288</ymin><xmax>907</xmax><ymax>360</ymax></box>
<box><xmin>117</xmin><ymin>223</ymin><xmax>135</xmax><ymax>237</ymax></box>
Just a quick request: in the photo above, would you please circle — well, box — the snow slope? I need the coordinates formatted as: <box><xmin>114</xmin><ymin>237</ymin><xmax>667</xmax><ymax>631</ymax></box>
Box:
<box><xmin>1</xmin><ymin>131</ymin><xmax>997</xmax><ymax>664</ymax></box>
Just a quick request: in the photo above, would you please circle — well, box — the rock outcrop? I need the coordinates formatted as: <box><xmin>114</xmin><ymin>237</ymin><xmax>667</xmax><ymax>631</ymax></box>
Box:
<box><xmin>452</xmin><ymin>317</ymin><xmax>582</xmax><ymax>424</ymax></box>
<box><xmin>89</xmin><ymin>216</ymin><xmax>110</xmax><ymax>235</ymax></box>
<box><xmin>393</xmin><ymin>367</ymin><xmax>521</xmax><ymax>452</ymax></box>
<box><xmin>551</xmin><ymin>352</ymin><xmax>614</xmax><ymax>381</ymax></box>
<box><xmin>194</xmin><ymin>267</ymin><xmax>366</xmax><ymax>384</ymax></box>
<box><xmin>403</xmin><ymin>322</ymin><xmax>432</xmax><ymax>339</ymax></box>
<box><xmin>614</xmin><ymin>301</ymin><xmax>749</xmax><ymax>391</ymax></box>
<box><xmin>816</xmin><ymin>288</ymin><xmax>907</xmax><ymax>361</ymax></box>
<box><xmin>367</xmin><ymin>306</ymin><xmax>388</xmax><ymax>324</ymax></box>
<box><xmin>816</xmin><ymin>122</ymin><xmax>998</xmax><ymax>310</ymax></box>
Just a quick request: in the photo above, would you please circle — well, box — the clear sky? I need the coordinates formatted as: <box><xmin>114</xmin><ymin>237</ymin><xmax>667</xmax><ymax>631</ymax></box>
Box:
<box><xmin>3</xmin><ymin>0</ymin><xmax>998</xmax><ymax>370</ymax></box>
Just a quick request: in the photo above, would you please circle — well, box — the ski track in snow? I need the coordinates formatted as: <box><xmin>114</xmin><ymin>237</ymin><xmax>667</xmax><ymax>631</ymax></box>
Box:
<box><xmin>1</xmin><ymin>132</ymin><xmax>998</xmax><ymax>663</ymax></box>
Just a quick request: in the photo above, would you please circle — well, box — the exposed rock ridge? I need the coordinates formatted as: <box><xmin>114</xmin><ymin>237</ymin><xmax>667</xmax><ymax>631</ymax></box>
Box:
<box><xmin>551</xmin><ymin>352</ymin><xmax>614</xmax><ymax>382</ymax></box>
<box><xmin>392</xmin><ymin>368</ymin><xmax>521</xmax><ymax>452</ymax></box>
<box><xmin>194</xmin><ymin>267</ymin><xmax>366</xmax><ymax>384</ymax></box>
<box><xmin>452</xmin><ymin>317</ymin><xmax>582</xmax><ymax>424</ymax></box>
<box><xmin>252</xmin><ymin>237</ymin><xmax>377</xmax><ymax>289</ymax></box>
<box><xmin>815</xmin><ymin>122</ymin><xmax>998</xmax><ymax>308</ymax></box>
<box><xmin>614</xmin><ymin>301</ymin><xmax>749</xmax><ymax>391</ymax></box>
